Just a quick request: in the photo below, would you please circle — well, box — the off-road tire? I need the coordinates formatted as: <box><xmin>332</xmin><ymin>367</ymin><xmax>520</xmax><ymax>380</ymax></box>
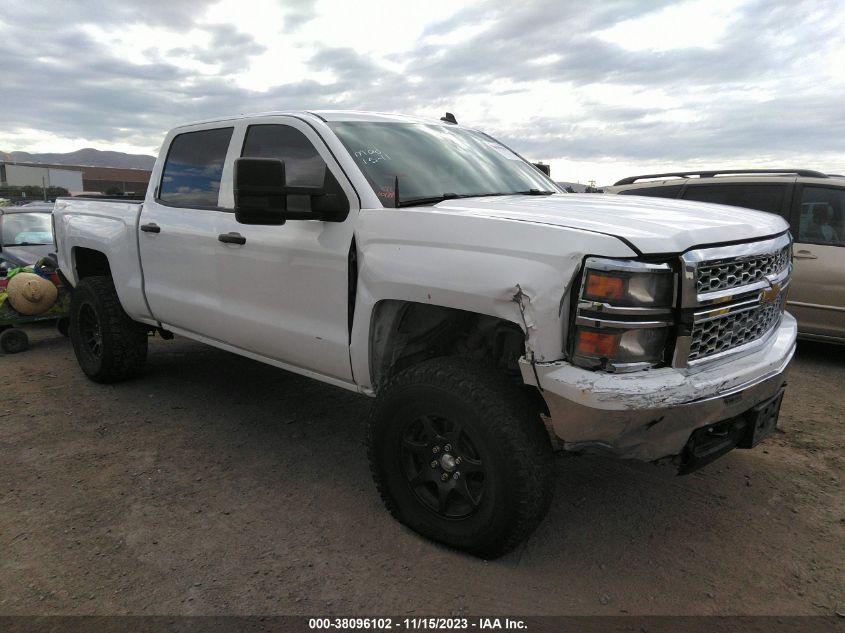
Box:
<box><xmin>0</xmin><ymin>328</ymin><xmax>29</xmax><ymax>354</ymax></box>
<box><xmin>56</xmin><ymin>317</ymin><xmax>70</xmax><ymax>337</ymax></box>
<box><xmin>69</xmin><ymin>276</ymin><xmax>147</xmax><ymax>383</ymax></box>
<box><xmin>367</xmin><ymin>357</ymin><xmax>554</xmax><ymax>558</ymax></box>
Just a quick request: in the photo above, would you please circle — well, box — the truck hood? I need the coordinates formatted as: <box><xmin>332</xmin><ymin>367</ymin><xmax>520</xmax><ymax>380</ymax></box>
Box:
<box><xmin>428</xmin><ymin>193</ymin><xmax>788</xmax><ymax>254</ymax></box>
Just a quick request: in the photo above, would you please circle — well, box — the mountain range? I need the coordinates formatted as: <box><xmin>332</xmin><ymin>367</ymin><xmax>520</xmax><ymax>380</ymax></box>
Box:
<box><xmin>3</xmin><ymin>148</ymin><xmax>156</xmax><ymax>170</ymax></box>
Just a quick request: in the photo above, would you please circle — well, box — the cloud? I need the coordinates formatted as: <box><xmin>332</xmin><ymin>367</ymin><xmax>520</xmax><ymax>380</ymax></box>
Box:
<box><xmin>382</xmin><ymin>0</ymin><xmax>845</xmax><ymax>167</ymax></box>
<box><xmin>187</xmin><ymin>24</ymin><xmax>268</xmax><ymax>73</ymax></box>
<box><xmin>6</xmin><ymin>0</ymin><xmax>215</xmax><ymax>29</ymax></box>
<box><xmin>0</xmin><ymin>4</ymin><xmax>270</xmax><ymax>147</ymax></box>
<box><xmin>282</xmin><ymin>0</ymin><xmax>319</xmax><ymax>32</ymax></box>
<box><xmin>0</xmin><ymin>0</ymin><xmax>843</xmax><ymax>181</ymax></box>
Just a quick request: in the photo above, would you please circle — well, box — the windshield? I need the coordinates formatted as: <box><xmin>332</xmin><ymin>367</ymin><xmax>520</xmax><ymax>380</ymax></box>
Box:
<box><xmin>328</xmin><ymin>121</ymin><xmax>559</xmax><ymax>206</ymax></box>
<box><xmin>1</xmin><ymin>212</ymin><xmax>53</xmax><ymax>246</ymax></box>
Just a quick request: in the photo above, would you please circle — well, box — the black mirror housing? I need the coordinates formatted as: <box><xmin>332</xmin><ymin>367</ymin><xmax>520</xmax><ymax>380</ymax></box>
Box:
<box><xmin>234</xmin><ymin>158</ymin><xmax>349</xmax><ymax>225</ymax></box>
<box><xmin>234</xmin><ymin>158</ymin><xmax>294</xmax><ymax>225</ymax></box>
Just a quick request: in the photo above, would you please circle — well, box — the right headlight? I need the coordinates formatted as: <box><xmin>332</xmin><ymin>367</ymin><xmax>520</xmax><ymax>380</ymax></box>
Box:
<box><xmin>582</xmin><ymin>266</ymin><xmax>675</xmax><ymax>307</ymax></box>
<box><xmin>571</xmin><ymin>258</ymin><xmax>677</xmax><ymax>372</ymax></box>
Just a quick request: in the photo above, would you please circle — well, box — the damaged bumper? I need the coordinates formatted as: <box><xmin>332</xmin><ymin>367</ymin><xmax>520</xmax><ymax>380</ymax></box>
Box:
<box><xmin>521</xmin><ymin>313</ymin><xmax>797</xmax><ymax>462</ymax></box>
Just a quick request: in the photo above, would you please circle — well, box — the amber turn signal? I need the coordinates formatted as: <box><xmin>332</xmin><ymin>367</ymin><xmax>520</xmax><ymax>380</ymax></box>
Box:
<box><xmin>584</xmin><ymin>271</ymin><xmax>626</xmax><ymax>301</ymax></box>
<box><xmin>575</xmin><ymin>330</ymin><xmax>620</xmax><ymax>358</ymax></box>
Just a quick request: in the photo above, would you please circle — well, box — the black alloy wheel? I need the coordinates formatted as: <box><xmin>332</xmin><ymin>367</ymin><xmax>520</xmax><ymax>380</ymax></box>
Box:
<box><xmin>368</xmin><ymin>357</ymin><xmax>555</xmax><ymax>558</ymax></box>
<box><xmin>401</xmin><ymin>414</ymin><xmax>486</xmax><ymax>519</ymax></box>
<box><xmin>78</xmin><ymin>302</ymin><xmax>103</xmax><ymax>358</ymax></box>
<box><xmin>68</xmin><ymin>276</ymin><xmax>148</xmax><ymax>383</ymax></box>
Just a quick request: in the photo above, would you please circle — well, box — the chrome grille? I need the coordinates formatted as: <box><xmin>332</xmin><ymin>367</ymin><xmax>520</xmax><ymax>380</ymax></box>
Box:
<box><xmin>676</xmin><ymin>233</ymin><xmax>792</xmax><ymax>367</ymax></box>
<box><xmin>696</xmin><ymin>245</ymin><xmax>791</xmax><ymax>294</ymax></box>
<box><xmin>688</xmin><ymin>292</ymin><xmax>786</xmax><ymax>361</ymax></box>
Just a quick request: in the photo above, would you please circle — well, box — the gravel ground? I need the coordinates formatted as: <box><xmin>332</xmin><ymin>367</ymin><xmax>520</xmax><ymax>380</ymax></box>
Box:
<box><xmin>0</xmin><ymin>323</ymin><xmax>842</xmax><ymax>616</ymax></box>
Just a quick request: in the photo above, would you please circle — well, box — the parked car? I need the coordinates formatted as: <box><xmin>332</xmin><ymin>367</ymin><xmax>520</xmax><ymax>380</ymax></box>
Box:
<box><xmin>0</xmin><ymin>203</ymin><xmax>55</xmax><ymax>269</ymax></box>
<box><xmin>53</xmin><ymin>113</ymin><xmax>796</xmax><ymax>557</ymax></box>
<box><xmin>605</xmin><ymin>169</ymin><xmax>845</xmax><ymax>343</ymax></box>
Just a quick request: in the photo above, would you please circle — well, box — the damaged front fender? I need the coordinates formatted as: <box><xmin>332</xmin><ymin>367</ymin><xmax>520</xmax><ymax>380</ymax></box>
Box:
<box><xmin>349</xmin><ymin>207</ymin><xmax>636</xmax><ymax>391</ymax></box>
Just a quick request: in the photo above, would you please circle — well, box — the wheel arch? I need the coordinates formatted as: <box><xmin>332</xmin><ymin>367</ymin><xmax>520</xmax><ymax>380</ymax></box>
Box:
<box><xmin>347</xmin><ymin>253</ymin><xmax>565</xmax><ymax>395</ymax></box>
<box><xmin>72</xmin><ymin>246</ymin><xmax>112</xmax><ymax>280</ymax></box>
<box><xmin>361</xmin><ymin>299</ymin><xmax>549</xmax><ymax>422</ymax></box>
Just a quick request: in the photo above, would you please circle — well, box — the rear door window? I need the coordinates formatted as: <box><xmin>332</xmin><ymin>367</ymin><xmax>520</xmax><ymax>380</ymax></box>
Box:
<box><xmin>682</xmin><ymin>184</ymin><xmax>788</xmax><ymax>217</ymax></box>
<box><xmin>797</xmin><ymin>186</ymin><xmax>845</xmax><ymax>246</ymax></box>
<box><xmin>159</xmin><ymin>127</ymin><xmax>234</xmax><ymax>207</ymax></box>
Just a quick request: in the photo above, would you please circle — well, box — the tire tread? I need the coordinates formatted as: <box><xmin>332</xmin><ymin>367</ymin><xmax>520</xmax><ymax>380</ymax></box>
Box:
<box><xmin>69</xmin><ymin>276</ymin><xmax>147</xmax><ymax>383</ymax></box>
<box><xmin>367</xmin><ymin>357</ymin><xmax>554</xmax><ymax>558</ymax></box>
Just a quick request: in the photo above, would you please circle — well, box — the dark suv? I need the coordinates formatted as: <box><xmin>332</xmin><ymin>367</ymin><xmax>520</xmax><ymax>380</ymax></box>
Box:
<box><xmin>605</xmin><ymin>169</ymin><xmax>845</xmax><ymax>343</ymax></box>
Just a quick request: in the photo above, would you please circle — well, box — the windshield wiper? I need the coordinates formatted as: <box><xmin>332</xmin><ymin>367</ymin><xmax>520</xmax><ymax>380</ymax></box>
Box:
<box><xmin>396</xmin><ymin>190</ymin><xmax>530</xmax><ymax>208</ymax></box>
<box><xmin>512</xmin><ymin>189</ymin><xmax>556</xmax><ymax>195</ymax></box>
<box><xmin>397</xmin><ymin>193</ymin><xmax>461</xmax><ymax>207</ymax></box>
<box><xmin>397</xmin><ymin>191</ymin><xmax>554</xmax><ymax>207</ymax></box>
<box><xmin>391</xmin><ymin>176</ymin><xmax>557</xmax><ymax>208</ymax></box>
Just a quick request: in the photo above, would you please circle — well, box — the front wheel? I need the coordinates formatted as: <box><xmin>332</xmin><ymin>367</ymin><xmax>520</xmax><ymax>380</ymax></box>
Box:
<box><xmin>367</xmin><ymin>357</ymin><xmax>554</xmax><ymax>558</ymax></box>
<box><xmin>69</xmin><ymin>276</ymin><xmax>148</xmax><ymax>383</ymax></box>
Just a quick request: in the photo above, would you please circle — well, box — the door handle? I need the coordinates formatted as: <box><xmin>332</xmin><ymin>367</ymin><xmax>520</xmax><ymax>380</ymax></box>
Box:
<box><xmin>793</xmin><ymin>250</ymin><xmax>817</xmax><ymax>260</ymax></box>
<box><xmin>140</xmin><ymin>223</ymin><xmax>161</xmax><ymax>233</ymax></box>
<box><xmin>218</xmin><ymin>232</ymin><xmax>246</xmax><ymax>245</ymax></box>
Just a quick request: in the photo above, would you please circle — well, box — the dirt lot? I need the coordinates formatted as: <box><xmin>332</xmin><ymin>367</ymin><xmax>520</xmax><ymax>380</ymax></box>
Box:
<box><xmin>0</xmin><ymin>323</ymin><xmax>842</xmax><ymax>616</ymax></box>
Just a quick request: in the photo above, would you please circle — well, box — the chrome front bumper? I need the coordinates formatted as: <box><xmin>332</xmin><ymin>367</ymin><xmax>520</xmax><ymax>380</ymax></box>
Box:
<box><xmin>521</xmin><ymin>312</ymin><xmax>797</xmax><ymax>462</ymax></box>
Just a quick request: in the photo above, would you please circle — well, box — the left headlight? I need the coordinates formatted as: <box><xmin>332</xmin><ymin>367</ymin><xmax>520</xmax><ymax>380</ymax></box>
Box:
<box><xmin>571</xmin><ymin>258</ymin><xmax>676</xmax><ymax>372</ymax></box>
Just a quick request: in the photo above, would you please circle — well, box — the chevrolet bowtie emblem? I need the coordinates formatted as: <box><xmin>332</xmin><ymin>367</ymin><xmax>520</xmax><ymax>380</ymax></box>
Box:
<box><xmin>761</xmin><ymin>279</ymin><xmax>782</xmax><ymax>302</ymax></box>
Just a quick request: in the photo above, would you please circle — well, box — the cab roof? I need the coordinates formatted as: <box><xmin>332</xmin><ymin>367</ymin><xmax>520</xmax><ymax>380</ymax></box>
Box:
<box><xmin>174</xmin><ymin>110</ymin><xmax>456</xmax><ymax>130</ymax></box>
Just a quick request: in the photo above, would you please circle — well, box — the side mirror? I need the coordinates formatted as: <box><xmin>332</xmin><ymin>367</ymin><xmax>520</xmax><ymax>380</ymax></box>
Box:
<box><xmin>234</xmin><ymin>158</ymin><xmax>348</xmax><ymax>225</ymax></box>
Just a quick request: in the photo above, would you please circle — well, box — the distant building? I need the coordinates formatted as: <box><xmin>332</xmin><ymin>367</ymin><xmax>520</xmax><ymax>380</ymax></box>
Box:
<box><xmin>0</xmin><ymin>159</ymin><xmax>151</xmax><ymax>195</ymax></box>
<box><xmin>77</xmin><ymin>166</ymin><xmax>151</xmax><ymax>195</ymax></box>
<box><xmin>0</xmin><ymin>160</ymin><xmax>83</xmax><ymax>192</ymax></box>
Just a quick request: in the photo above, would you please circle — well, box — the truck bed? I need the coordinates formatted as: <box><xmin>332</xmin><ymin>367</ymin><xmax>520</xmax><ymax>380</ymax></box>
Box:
<box><xmin>53</xmin><ymin>197</ymin><xmax>152</xmax><ymax>322</ymax></box>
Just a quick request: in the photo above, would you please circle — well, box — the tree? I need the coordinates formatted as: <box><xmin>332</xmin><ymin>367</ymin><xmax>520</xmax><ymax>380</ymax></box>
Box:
<box><xmin>0</xmin><ymin>185</ymin><xmax>69</xmax><ymax>201</ymax></box>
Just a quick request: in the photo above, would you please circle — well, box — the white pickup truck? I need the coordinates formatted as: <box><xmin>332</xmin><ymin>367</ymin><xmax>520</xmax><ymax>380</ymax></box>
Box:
<box><xmin>53</xmin><ymin>111</ymin><xmax>796</xmax><ymax>558</ymax></box>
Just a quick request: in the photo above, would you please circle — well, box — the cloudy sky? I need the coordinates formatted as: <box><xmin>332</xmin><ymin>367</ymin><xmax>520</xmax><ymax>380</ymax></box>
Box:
<box><xmin>1</xmin><ymin>0</ymin><xmax>843</xmax><ymax>185</ymax></box>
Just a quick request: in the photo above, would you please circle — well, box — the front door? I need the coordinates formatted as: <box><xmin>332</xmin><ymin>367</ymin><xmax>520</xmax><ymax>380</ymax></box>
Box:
<box><xmin>212</xmin><ymin>117</ymin><xmax>358</xmax><ymax>383</ymax></box>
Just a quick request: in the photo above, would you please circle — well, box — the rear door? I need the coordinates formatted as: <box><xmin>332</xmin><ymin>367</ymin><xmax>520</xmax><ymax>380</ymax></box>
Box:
<box><xmin>787</xmin><ymin>184</ymin><xmax>845</xmax><ymax>339</ymax></box>
<box><xmin>138</xmin><ymin>124</ymin><xmax>235</xmax><ymax>337</ymax></box>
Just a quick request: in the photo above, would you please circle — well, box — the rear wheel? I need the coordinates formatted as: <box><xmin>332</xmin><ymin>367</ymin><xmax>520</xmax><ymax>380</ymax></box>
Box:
<box><xmin>367</xmin><ymin>357</ymin><xmax>554</xmax><ymax>558</ymax></box>
<box><xmin>0</xmin><ymin>328</ymin><xmax>29</xmax><ymax>354</ymax></box>
<box><xmin>69</xmin><ymin>276</ymin><xmax>147</xmax><ymax>383</ymax></box>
